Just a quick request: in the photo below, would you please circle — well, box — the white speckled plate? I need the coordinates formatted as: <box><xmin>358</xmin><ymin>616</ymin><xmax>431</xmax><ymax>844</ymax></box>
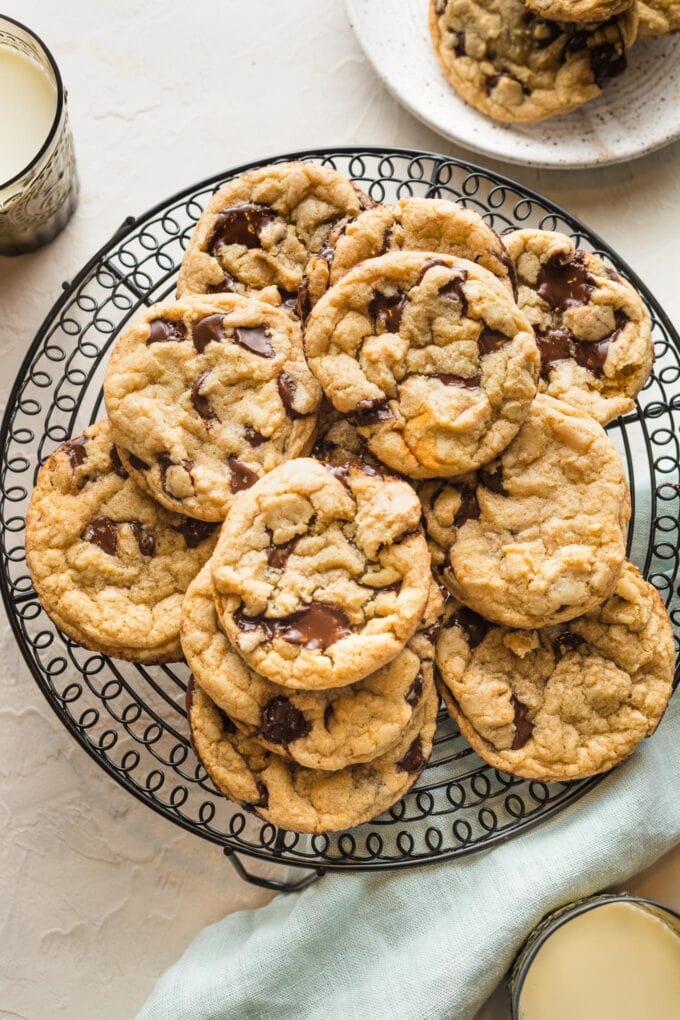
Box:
<box><xmin>346</xmin><ymin>0</ymin><xmax>680</xmax><ymax>168</ymax></box>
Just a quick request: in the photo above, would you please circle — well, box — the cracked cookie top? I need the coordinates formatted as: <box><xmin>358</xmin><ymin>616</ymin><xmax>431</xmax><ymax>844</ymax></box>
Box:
<box><xmin>181</xmin><ymin>563</ymin><xmax>442</xmax><ymax>771</ymax></box>
<box><xmin>436</xmin><ymin>563</ymin><xmax>675</xmax><ymax>780</ymax></box>
<box><xmin>301</xmin><ymin>197</ymin><xmax>517</xmax><ymax>314</ymax></box>
<box><xmin>104</xmin><ymin>294</ymin><xmax>321</xmax><ymax>521</ymax></box>
<box><xmin>187</xmin><ymin>676</ymin><xmax>438</xmax><ymax>833</ymax></box>
<box><xmin>422</xmin><ymin>394</ymin><xmax>630</xmax><ymax>629</ymax></box>
<box><xmin>505</xmin><ymin>229</ymin><xmax>653</xmax><ymax>425</ymax></box>
<box><xmin>177</xmin><ymin>160</ymin><xmax>373</xmax><ymax>314</ymax></box>
<box><xmin>25</xmin><ymin>420</ymin><xmax>218</xmax><ymax>662</ymax></box>
<box><xmin>211</xmin><ymin>457</ymin><xmax>432</xmax><ymax>689</ymax></box>
<box><xmin>429</xmin><ymin>0</ymin><xmax>639</xmax><ymax>124</ymax></box>
<box><xmin>303</xmin><ymin>251</ymin><xmax>539</xmax><ymax>479</ymax></box>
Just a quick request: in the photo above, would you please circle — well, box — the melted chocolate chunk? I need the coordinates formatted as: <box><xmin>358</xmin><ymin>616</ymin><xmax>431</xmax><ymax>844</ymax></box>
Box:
<box><xmin>233</xmin><ymin>326</ymin><xmax>274</xmax><ymax>358</ymax></box>
<box><xmin>277</xmin><ymin>374</ymin><xmax>307</xmax><ymax>419</ymax></box>
<box><xmin>191</xmin><ymin>371</ymin><xmax>216</xmax><ymax>422</ymax></box>
<box><xmin>234</xmin><ymin>602</ymin><xmax>352</xmax><ymax>652</ymax></box>
<box><xmin>175</xmin><ymin>517</ymin><xmax>218</xmax><ymax>549</ymax></box>
<box><xmin>259</xmin><ymin>696</ymin><xmax>311</xmax><ymax>747</ymax></box>
<box><xmin>127</xmin><ymin>451</ymin><xmax>149</xmax><ymax>472</ymax></box>
<box><xmin>109</xmin><ymin>446</ymin><xmax>128</xmax><ymax>479</ymax></box>
<box><xmin>81</xmin><ymin>516</ymin><xmax>118</xmax><ymax>556</ymax></box>
<box><xmin>278</xmin><ymin>288</ymin><xmax>298</xmax><ymax>313</ymax></box>
<box><xmin>147</xmin><ymin>318</ymin><xmax>187</xmax><ymax>346</ymax></box>
<box><xmin>348</xmin><ymin>398</ymin><xmax>395</xmax><ymax>427</ymax></box>
<box><xmin>553</xmin><ymin>632</ymin><xmax>585</xmax><ymax>657</ymax></box>
<box><xmin>380</xmin><ymin>225</ymin><xmax>394</xmax><ymax>255</ymax></box>
<box><xmin>128</xmin><ymin>521</ymin><xmax>155</xmax><ymax>557</ymax></box>
<box><xmin>218</xmin><ymin>708</ymin><xmax>237</xmax><ymax>734</ymax></box>
<box><xmin>486</xmin><ymin>71</ymin><xmax>530</xmax><ymax>97</ymax></box>
<box><xmin>397</xmin><ymin>736</ymin><xmax>426</xmax><ymax>774</ymax></box>
<box><xmin>438</xmin><ymin>272</ymin><xmax>468</xmax><ymax>316</ymax></box>
<box><xmin>451</xmin><ymin>29</ymin><xmax>466</xmax><ymax>56</ymax></box>
<box><xmin>406</xmin><ymin>673</ymin><xmax>424</xmax><ymax>707</ymax></box>
<box><xmin>419</xmin><ymin>257</ymin><xmax>449</xmax><ymax>281</ymax></box>
<box><xmin>494</xmin><ymin>247</ymin><xmax>519</xmax><ymax>300</ymax></box>
<box><xmin>590</xmin><ymin>41</ymin><xmax>626</xmax><ymax>87</ymax></box>
<box><xmin>369</xmin><ymin>291</ymin><xmax>407</xmax><ymax>333</ymax></box>
<box><xmin>511</xmin><ymin>696</ymin><xmax>533</xmax><ymax>750</ymax></box>
<box><xmin>478</xmin><ymin>466</ymin><xmax>506</xmax><ymax>496</ymax></box>
<box><xmin>208</xmin><ymin>203</ymin><xmax>274</xmax><ymax>253</ymax></box>
<box><xmin>563</xmin><ymin>29</ymin><xmax>589</xmax><ymax>56</ymax></box>
<box><xmin>324</xmin><ymin>704</ymin><xmax>334</xmax><ymax>729</ymax></box>
<box><xmin>64</xmin><ymin>435</ymin><xmax>88</xmax><ymax>470</ymax></box>
<box><xmin>478</xmin><ymin>326</ymin><xmax>511</xmax><ymax>355</ymax></box>
<box><xmin>253</xmin><ymin>781</ymin><xmax>269</xmax><ymax>809</ymax></box>
<box><xmin>436</xmin><ymin>374</ymin><xmax>481</xmax><ymax>389</ymax></box>
<box><xmin>228</xmin><ymin>457</ymin><xmax>258</xmax><ymax>493</ymax></box>
<box><xmin>157</xmin><ymin>453</ymin><xmax>194</xmax><ymax>496</ymax></box>
<box><xmin>244</xmin><ymin>425</ymin><xmax>268</xmax><ymax>447</ymax></box>
<box><xmin>192</xmin><ymin>314</ymin><xmax>225</xmax><ymax>354</ymax></box>
<box><xmin>267</xmin><ymin>536</ymin><xmax>299</xmax><ymax>570</ymax></box>
<box><xmin>453</xmin><ymin>485</ymin><xmax>480</xmax><ymax>528</ymax></box>
<box><xmin>206</xmin><ymin>272</ymin><xmax>237</xmax><ymax>294</ymax></box>
<box><xmin>537</xmin><ymin>252</ymin><xmax>594</xmax><ymax>310</ymax></box>
<box><xmin>451</xmin><ymin>607</ymin><xmax>489</xmax><ymax>649</ymax></box>
<box><xmin>421</xmin><ymin>618</ymin><xmax>443</xmax><ymax>644</ymax></box>
<box><xmin>296</xmin><ymin>278</ymin><xmax>311</xmax><ymax>321</ymax></box>
<box><xmin>536</xmin><ymin>327</ymin><xmax>576</xmax><ymax>379</ymax></box>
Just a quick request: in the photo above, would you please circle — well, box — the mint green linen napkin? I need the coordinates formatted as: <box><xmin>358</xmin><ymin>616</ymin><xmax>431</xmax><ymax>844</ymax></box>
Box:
<box><xmin>137</xmin><ymin>692</ymin><xmax>680</xmax><ymax>1020</ymax></box>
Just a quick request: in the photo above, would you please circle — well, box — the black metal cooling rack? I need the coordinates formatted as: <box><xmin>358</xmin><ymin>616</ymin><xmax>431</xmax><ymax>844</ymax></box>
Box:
<box><xmin>2</xmin><ymin>147</ymin><xmax>679</xmax><ymax>893</ymax></box>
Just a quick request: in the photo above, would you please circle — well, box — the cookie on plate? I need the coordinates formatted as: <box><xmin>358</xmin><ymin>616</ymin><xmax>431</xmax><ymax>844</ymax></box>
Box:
<box><xmin>424</xmin><ymin>394</ymin><xmax>630</xmax><ymax>629</ymax></box>
<box><xmin>181</xmin><ymin>563</ymin><xmax>442</xmax><ymax>770</ymax></box>
<box><xmin>104</xmin><ymin>294</ymin><xmax>321</xmax><ymax>522</ymax></box>
<box><xmin>505</xmin><ymin>229</ymin><xmax>653</xmax><ymax>425</ymax></box>
<box><xmin>211</xmin><ymin>457</ymin><xmax>432</xmax><ymax>689</ymax></box>
<box><xmin>187</xmin><ymin>676</ymin><xmax>439</xmax><ymax>833</ymax></box>
<box><xmin>428</xmin><ymin>0</ymin><xmax>639</xmax><ymax>123</ymax></box>
<box><xmin>436</xmin><ymin>563</ymin><xmax>675</xmax><ymax>780</ymax></box>
<box><xmin>26</xmin><ymin>420</ymin><xmax>218</xmax><ymax>662</ymax></box>
<box><xmin>304</xmin><ymin>251</ymin><xmax>539</xmax><ymax>479</ymax></box>
<box><xmin>177</xmin><ymin>161</ymin><xmax>373</xmax><ymax>314</ymax></box>
<box><xmin>637</xmin><ymin>0</ymin><xmax>680</xmax><ymax>36</ymax></box>
<box><xmin>524</xmin><ymin>0</ymin><xmax>633</xmax><ymax>21</ymax></box>
<box><xmin>301</xmin><ymin>197</ymin><xmax>517</xmax><ymax>315</ymax></box>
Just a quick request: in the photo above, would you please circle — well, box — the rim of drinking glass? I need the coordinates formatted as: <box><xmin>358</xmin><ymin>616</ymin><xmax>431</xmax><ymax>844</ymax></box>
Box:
<box><xmin>510</xmin><ymin>893</ymin><xmax>680</xmax><ymax>1017</ymax></box>
<box><xmin>0</xmin><ymin>13</ymin><xmax>65</xmax><ymax>190</ymax></box>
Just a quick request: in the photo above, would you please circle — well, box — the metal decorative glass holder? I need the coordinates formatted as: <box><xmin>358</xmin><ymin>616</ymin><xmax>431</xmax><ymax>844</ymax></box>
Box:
<box><xmin>0</xmin><ymin>14</ymin><xmax>78</xmax><ymax>255</ymax></box>
<box><xmin>1</xmin><ymin>147</ymin><xmax>678</xmax><ymax>892</ymax></box>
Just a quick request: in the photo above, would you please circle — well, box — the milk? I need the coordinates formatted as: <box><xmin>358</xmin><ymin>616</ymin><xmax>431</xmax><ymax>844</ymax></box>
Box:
<box><xmin>0</xmin><ymin>44</ymin><xmax>57</xmax><ymax>186</ymax></box>
<box><xmin>519</xmin><ymin>901</ymin><xmax>680</xmax><ymax>1020</ymax></box>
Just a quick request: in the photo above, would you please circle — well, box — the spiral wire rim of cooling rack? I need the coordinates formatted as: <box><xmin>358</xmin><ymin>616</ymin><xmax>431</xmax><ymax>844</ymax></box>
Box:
<box><xmin>1</xmin><ymin>147</ymin><xmax>679</xmax><ymax>873</ymax></box>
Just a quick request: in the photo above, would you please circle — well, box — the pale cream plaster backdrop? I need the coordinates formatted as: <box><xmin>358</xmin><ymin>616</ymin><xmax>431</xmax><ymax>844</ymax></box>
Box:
<box><xmin>0</xmin><ymin>2</ymin><xmax>678</xmax><ymax>1018</ymax></box>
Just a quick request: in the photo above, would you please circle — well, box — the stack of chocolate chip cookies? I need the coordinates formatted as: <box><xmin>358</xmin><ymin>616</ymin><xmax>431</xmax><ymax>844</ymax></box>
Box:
<box><xmin>26</xmin><ymin>160</ymin><xmax>675</xmax><ymax>833</ymax></box>
<box><xmin>429</xmin><ymin>0</ymin><xmax>680</xmax><ymax>123</ymax></box>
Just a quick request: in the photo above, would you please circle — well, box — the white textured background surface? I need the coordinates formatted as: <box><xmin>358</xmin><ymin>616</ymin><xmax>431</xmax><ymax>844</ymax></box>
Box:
<box><xmin>0</xmin><ymin>3</ymin><xmax>679</xmax><ymax>1018</ymax></box>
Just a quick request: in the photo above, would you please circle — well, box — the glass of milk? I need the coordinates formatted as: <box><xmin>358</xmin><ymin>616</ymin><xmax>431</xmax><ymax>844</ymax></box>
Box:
<box><xmin>510</xmin><ymin>893</ymin><xmax>680</xmax><ymax>1020</ymax></box>
<box><xmin>0</xmin><ymin>15</ymin><xmax>78</xmax><ymax>255</ymax></box>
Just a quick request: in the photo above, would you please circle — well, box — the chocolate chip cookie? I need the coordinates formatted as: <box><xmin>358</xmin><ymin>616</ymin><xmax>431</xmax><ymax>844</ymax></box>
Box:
<box><xmin>637</xmin><ymin>0</ymin><xmax>680</xmax><ymax>36</ymax></box>
<box><xmin>525</xmin><ymin>0</ymin><xmax>634</xmax><ymax>21</ymax></box>
<box><xmin>26</xmin><ymin>420</ymin><xmax>218</xmax><ymax>662</ymax></box>
<box><xmin>177</xmin><ymin>161</ymin><xmax>373</xmax><ymax>314</ymax></box>
<box><xmin>104</xmin><ymin>295</ymin><xmax>321</xmax><ymax>522</ymax></box>
<box><xmin>429</xmin><ymin>0</ymin><xmax>639</xmax><ymax>123</ymax></box>
<box><xmin>436</xmin><ymin>562</ymin><xmax>675</xmax><ymax>780</ymax></box>
<box><xmin>181</xmin><ymin>563</ymin><xmax>440</xmax><ymax>770</ymax></box>
<box><xmin>301</xmin><ymin>197</ymin><xmax>517</xmax><ymax>315</ymax></box>
<box><xmin>505</xmin><ymin>229</ymin><xmax>653</xmax><ymax>425</ymax></box>
<box><xmin>304</xmin><ymin>251</ymin><xmax>539</xmax><ymax>479</ymax></box>
<box><xmin>187</xmin><ymin>676</ymin><xmax>438</xmax><ymax>833</ymax></box>
<box><xmin>211</xmin><ymin>457</ymin><xmax>432</xmax><ymax>689</ymax></box>
<box><xmin>425</xmin><ymin>395</ymin><xmax>630</xmax><ymax>629</ymax></box>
